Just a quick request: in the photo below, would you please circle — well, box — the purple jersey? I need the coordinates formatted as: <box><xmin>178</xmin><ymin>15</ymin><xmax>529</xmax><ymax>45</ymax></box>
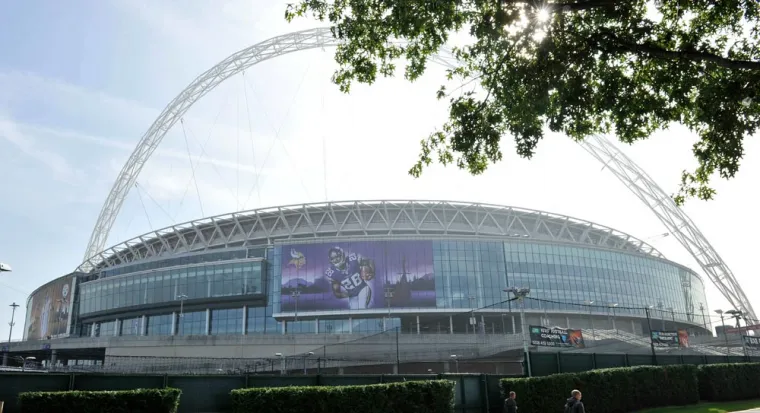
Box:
<box><xmin>325</xmin><ymin>253</ymin><xmax>367</xmax><ymax>297</ymax></box>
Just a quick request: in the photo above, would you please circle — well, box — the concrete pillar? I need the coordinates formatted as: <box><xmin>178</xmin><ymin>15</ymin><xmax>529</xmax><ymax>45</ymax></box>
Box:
<box><xmin>141</xmin><ymin>315</ymin><xmax>147</xmax><ymax>336</ymax></box>
<box><xmin>632</xmin><ymin>320</ymin><xmax>636</xmax><ymax>334</ymax></box>
<box><xmin>566</xmin><ymin>316</ymin><xmax>571</xmax><ymax>328</ymax></box>
<box><xmin>2</xmin><ymin>352</ymin><xmax>8</xmax><ymax>366</ymax></box>
<box><xmin>242</xmin><ymin>305</ymin><xmax>248</xmax><ymax>335</ymax></box>
<box><xmin>449</xmin><ymin>315</ymin><xmax>453</xmax><ymax>334</ymax></box>
<box><xmin>314</xmin><ymin>319</ymin><xmax>318</xmax><ymax>334</ymax></box>
<box><xmin>392</xmin><ymin>364</ymin><xmax>398</xmax><ymax>374</ymax></box>
<box><xmin>171</xmin><ymin>312</ymin><xmax>177</xmax><ymax>336</ymax></box>
<box><xmin>512</xmin><ymin>315</ymin><xmax>516</xmax><ymax>334</ymax></box>
<box><xmin>206</xmin><ymin>309</ymin><xmax>211</xmax><ymax>335</ymax></box>
<box><xmin>90</xmin><ymin>323</ymin><xmax>97</xmax><ymax>338</ymax></box>
<box><xmin>50</xmin><ymin>350</ymin><xmax>58</xmax><ymax>367</ymax></box>
<box><xmin>348</xmin><ymin>318</ymin><xmax>353</xmax><ymax>334</ymax></box>
<box><xmin>416</xmin><ymin>316</ymin><xmax>420</xmax><ymax>334</ymax></box>
<box><xmin>338</xmin><ymin>367</ymin><xmax>344</xmax><ymax>375</ymax></box>
<box><xmin>114</xmin><ymin>319</ymin><xmax>120</xmax><ymax>337</ymax></box>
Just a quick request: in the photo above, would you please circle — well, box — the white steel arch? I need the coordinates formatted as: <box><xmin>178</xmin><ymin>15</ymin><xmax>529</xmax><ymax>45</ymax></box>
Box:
<box><xmin>81</xmin><ymin>27</ymin><xmax>756</xmax><ymax>323</ymax></box>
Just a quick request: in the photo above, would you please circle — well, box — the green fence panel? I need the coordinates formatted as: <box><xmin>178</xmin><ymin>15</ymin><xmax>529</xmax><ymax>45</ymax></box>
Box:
<box><xmin>246</xmin><ymin>375</ymin><xmax>318</xmax><ymax>388</ymax></box>
<box><xmin>319</xmin><ymin>375</ymin><xmax>383</xmax><ymax>387</ymax></box>
<box><xmin>0</xmin><ymin>373</ymin><xmax>70</xmax><ymax>413</ymax></box>
<box><xmin>72</xmin><ymin>374</ymin><xmax>164</xmax><ymax>391</ymax></box>
<box><xmin>529</xmin><ymin>353</ymin><xmax>559</xmax><ymax>376</ymax></box>
<box><xmin>167</xmin><ymin>375</ymin><xmax>246</xmax><ymax>413</ymax></box>
<box><xmin>705</xmin><ymin>355</ymin><xmax>730</xmax><ymax>364</ymax></box>
<box><xmin>628</xmin><ymin>355</ymin><xmax>655</xmax><ymax>366</ymax></box>
<box><xmin>594</xmin><ymin>353</ymin><xmax>627</xmax><ymax>369</ymax></box>
<box><xmin>559</xmin><ymin>353</ymin><xmax>594</xmax><ymax>373</ymax></box>
<box><xmin>658</xmin><ymin>355</ymin><xmax>682</xmax><ymax>365</ymax></box>
<box><xmin>681</xmin><ymin>355</ymin><xmax>706</xmax><ymax>365</ymax></box>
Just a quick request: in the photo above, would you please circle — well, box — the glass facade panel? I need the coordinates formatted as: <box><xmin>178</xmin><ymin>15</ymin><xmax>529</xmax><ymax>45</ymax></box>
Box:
<box><xmin>99</xmin><ymin>249</ymin><xmax>249</xmax><ymax>278</ymax></box>
<box><xmin>147</xmin><ymin>314</ymin><xmax>174</xmax><ymax>336</ymax></box>
<box><xmin>120</xmin><ymin>317</ymin><xmax>142</xmax><ymax>336</ymax></box>
<box><xmin>177</xmin><ymin>311</ymin><xmax>207</xmax><ymax>336</ymax></box>
<box><xmin>210</xmin><ymin>308</ymin><xmax>243</xmax><ymax>335</ymax></box>
<box><xmin>79</xmin><ymin>260</ymin><xmax>264</xmax><ymax>315</ymax></box>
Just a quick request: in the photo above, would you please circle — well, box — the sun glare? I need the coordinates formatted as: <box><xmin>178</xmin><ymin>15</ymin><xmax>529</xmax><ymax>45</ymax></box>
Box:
<box><xmin>537</xmin><ymin>7</ymin><xmax>551</xmax><ymax>23</ymax></box>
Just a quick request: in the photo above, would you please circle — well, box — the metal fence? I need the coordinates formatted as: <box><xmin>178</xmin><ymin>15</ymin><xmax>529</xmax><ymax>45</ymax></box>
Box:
<box><xmin>0</xmin><ymin>372</ymin><xmax>504</xmax><ymax>413</ymax></box>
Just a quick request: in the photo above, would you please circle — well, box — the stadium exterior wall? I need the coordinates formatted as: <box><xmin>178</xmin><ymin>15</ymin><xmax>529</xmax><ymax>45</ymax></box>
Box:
<box><xmin>14</xmin><ymin>201</ymin><xmax>710</xmax><ymax>364</ymax></box>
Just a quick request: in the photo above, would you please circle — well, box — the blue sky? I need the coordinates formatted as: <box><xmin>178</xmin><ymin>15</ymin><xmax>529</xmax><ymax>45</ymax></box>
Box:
<box><xmin>1</xmin><ymin>1</ymin><xmax>759</xmax><ymax>340</ymax></box>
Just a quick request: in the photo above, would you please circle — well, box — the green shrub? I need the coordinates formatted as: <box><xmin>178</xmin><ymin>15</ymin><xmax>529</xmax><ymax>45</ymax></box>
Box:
<box><xmin>501</xmin><ymin>365</ymin><xmax>699</xmax><ymax>413</ymax></box>
<box><xmin>698</xmin><ymin>363</ymin><xmax>760</xmax><ymax>402</ymax></box>
<box><xmin>230</xmin><ymin>380</ymin><xmax>454</xmax><ymax>413</ymax></box>
<box><xmin>18</xmin><ymin>388</ymin><xmax>181</xmax><ymax>413</ymax></box>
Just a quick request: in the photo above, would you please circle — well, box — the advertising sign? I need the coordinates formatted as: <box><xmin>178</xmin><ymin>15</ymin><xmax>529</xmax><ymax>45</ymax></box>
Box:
<box><xmin>24</xmin><ymin>274</ymin><xmax>76</xmax><ymax>340</ymax></box>
<box><xmin>743</xmin><ymin>335</ymin><xmax>760</xmax><ymax>349</ymax></box>
<box><xmin>280</xmin><ymin>241</ymin><xmax>435</xmax><ymax>312</ymax></box>
<box><xmin>651</xmin><ymin>330</ymin><xmax>689</xmax><ymax>348</ymax></box>
<box><xmin>529</xmin><ymin>325</ymin><xmax>585</xmax><ymax>348</ymax></box>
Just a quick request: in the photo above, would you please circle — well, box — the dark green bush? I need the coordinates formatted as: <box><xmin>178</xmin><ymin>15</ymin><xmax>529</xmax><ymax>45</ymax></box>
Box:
<box><xmin>18</xmin><ymin>388</ymin><xmax>181</xmax><ymax>413</ymax></box>
<box><xmin>230</xmin><ymin>380</ymin><xmax>454</xmax><ymax>413</ymax></box>
<box><xmin>501</xmin><ymin>365</ymin><xmax>699</xmax><ymax>413</ymax></box>
<box><xmin>698</xmin><ymin>363</ymin><xmax>760</xmax><ymax>402</ymax></box>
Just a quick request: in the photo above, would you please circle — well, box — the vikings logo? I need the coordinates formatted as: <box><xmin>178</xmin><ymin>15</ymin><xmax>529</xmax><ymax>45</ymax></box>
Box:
<box><xmin>288</xmin><ymin>249</ymin><xmax>306</xmax><ymax>269</ymax></box>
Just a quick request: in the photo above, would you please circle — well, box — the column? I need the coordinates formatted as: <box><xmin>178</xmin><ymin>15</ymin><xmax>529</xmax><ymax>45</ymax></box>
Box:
<box><xmin>171</xmin><ymin>312</ymin><xmax>177</xmax><ymax>336</ymax></box>
<box><xmin>449</xmin><ymin>315</ymin><xmax>454</xmax><ymax>334</ymax></box>
<box><xmin>480</xmin><ymin>315</ymin><xmax>485</xmax><ymax>334</ymax></box>
<box><xmin>348</xmin><ymin>317</ymin><xmax>353</xmax><ymax>334</ymax></box>
<box><xmin>566</xmin><ymin>316</ymin><xmax>571</xmax><ymax>328</ymax></box>
<box><xmin>141</xmin><ymin>315</ymin><xmax>147</xmax><ymax>336</ymax></box>
<box><xmin>314</xmin><ymin>319</ymin><xmax>318</xmax><ymax>334</ymax></box>
<box><xmin>114</xmin><ymin>319</ymin><xmax>120</xmax><ymax>337</ymax></box>
<box><xmin>511</xmin><ymin>315</ymin><xmax>516</xmax><ymax>334</ymax></box>
<box><xmin>205</xmin><ymin>309</ymin><xmax>211</xmax><ymax>335</ymax></box>
<box><xmin>2</xmin><ymin>353</ymin><xmax>8</xmax><ymax>366</ymax></box>
<box><xmin>242</xmin><ymin>305</ymin><xmax>248</xmax><ymax>335</ymax></box>
<box><xmin>50</xmin><ymin>350</ymin><xmax>58</xmax><ymax>367</ymax></box>
<box><xmin>631</xmin><ymin>320</ymin><xmax>636</xmax><ymax>334</ymax></box>
<box><xmin>90</xmin><ymin>323</ymin><xmax>97</xmax><ymax>338</ymax></box>
<box><xmin>416</xmin><ymin>316</ymin><xmax>420</xmax><ymax>334</ymax></box>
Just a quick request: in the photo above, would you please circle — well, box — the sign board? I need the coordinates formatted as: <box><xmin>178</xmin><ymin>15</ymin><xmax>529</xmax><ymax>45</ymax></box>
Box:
<box><xmin>529</xmin><ymin>325</ymin><xmax>585</xmax><ymax>348</ymax></box>
<box><xmin>651</xmin><ymin>329</ymin><xmax>689</xmax><ymax>348</ymax></box>
<box><xmin>726</xmin><ymin>324</ymin><xmax>760</xmax><ymax>334</ymax></box>
<box><xmin>743</xmin><ymin>335</ymin><xmax>760</xmax><ymax>349</ymax></box>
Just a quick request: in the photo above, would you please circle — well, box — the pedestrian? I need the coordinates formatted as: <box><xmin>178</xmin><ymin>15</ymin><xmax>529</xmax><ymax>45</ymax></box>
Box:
<box><xmin>504</xmin><ymin>391</ymin><xmax>517</xmax><ymax>413</ymax></box>
<box><xmin>564</xmin><ymin>390</ymin><xmax>585</xmax><ymax>413</ymax></box>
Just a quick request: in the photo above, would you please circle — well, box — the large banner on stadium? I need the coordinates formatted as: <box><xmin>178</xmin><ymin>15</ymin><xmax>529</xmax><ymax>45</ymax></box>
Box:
<box><xmin>529</xmin><ymin>325</ymin><xmax>585</xmax><ymax>348</ymax></box>
<box><xmin>280</xmin><ymin>241</ymin><xmax>435</xmax><ymax>312</ymax></box>
<box><xmin>651</xmin><ymin>329</ymin><xmax>689</xmax><ymax>348</ymax></box>
<box><xmin>24</xmin><ymin>274</ymin><xmax>77</xmax><ymax>340</ymax></box>
<box><xmin>743</xmin><ymin>335</ymin><xmax>760</xmax><ymax>349</ymax></box>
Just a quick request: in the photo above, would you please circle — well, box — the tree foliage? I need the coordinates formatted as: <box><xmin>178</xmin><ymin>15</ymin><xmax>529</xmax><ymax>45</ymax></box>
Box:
<box><xmin>286</xmin><ymin>0</ymin><xmax>760</xmax><ymax>204</ymax></box>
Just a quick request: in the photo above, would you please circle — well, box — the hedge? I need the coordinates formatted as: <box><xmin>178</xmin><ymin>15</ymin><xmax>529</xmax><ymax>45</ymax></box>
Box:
<box><xmin>230</xmin><ymin>380</ymin><xmax>454</xmax><ymax>413</ymax></box>
<box><xmin>501</xmin><ymin>365</ymin><xmax>699</xmax><ymax>413</ymax></box>
<box><xmin>698</xmin><ymin>363</ymin><xmax>760</xmax><ymax>402</ymax></box>
<box><xmin>18</xmin><ymin>388</ymin><xmax>181</xmax><ymax>413</ymax></box>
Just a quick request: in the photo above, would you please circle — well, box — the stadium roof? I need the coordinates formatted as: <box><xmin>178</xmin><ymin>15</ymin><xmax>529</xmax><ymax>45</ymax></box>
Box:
<box><xmin>81</xmin><ymin>200</ymin><xmax>665</xmax><ymax>271</ymax></box>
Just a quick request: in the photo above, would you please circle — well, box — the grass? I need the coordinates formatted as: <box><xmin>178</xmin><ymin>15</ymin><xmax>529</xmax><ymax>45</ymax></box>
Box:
<box><xmin>638</xmin><ymin>400</ymin><xmax>760</xmax><ymax>413</ymax></box>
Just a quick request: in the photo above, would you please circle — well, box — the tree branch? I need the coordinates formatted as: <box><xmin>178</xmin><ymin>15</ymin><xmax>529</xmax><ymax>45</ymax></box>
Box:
<box><xmin>502</xmin><ymin>0</ymin><xmax>620</xmax><ymax>12</ymax></box>
<box><xmin>602</xmin><ymin>31</ymin><xmax>760</xmax><ymax>71</ymax></box>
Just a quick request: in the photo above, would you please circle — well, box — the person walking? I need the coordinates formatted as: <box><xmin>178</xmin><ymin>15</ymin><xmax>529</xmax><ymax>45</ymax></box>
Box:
<box><xmin>504</xmin><ymin>391</ymin><xmax>517</xmax><ymax>413</ymax></box>
<box><xmin>565</xmin><ymin>390</ymin><xmax>585</xmax><ymax>413</ymax></box>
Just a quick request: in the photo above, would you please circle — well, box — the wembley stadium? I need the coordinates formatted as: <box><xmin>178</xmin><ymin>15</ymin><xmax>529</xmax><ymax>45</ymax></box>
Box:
<box><xmin>2</xmin><ymin>199</ymin><xmax>729</xmax><ymax>374</ymax></box>
<box><xmin>2</xmin><ymin>28</ymin><xmax>756</xmax><ymax>375</ymax></box>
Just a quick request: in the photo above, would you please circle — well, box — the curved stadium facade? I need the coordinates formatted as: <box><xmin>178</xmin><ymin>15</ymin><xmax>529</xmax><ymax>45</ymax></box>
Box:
<box><xmin>13</xmin><ymin>200</ymin><xmax>711</xmax><ymax>374</ymax></box>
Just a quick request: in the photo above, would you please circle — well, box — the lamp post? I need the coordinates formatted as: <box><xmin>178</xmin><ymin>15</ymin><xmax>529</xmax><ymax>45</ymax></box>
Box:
<box><xmin>608</xmin><ymin>303</ymin><xmax>619</xmax><ymax>334</ymax></box>
<box><xmin>8</xmin><ymin>302</ymin><xmax>19</xmax><ymax>345</ymax></box>
<box><xmin>584</xmin><ymin>300</ymin><xmax>596</xmax><ymax>342</ymax></box>
<box><xmin>699</xmin><ymin>303</ymin><xmax>707</xmax><ymax>333</ymax></box>
<box><xmin>385</xmin><ymin>287</ymin><xmax>394</xmax><ymax>330</ymax></box>
<box><xmin>303</xmin><ymin>351</ymin><xmax>313</xmax><ymax>375</ymax></box>
<box><xmin>291</xmin><ymin>290</ymin><xmax>301</xmax><ymax>322</ymax></box>
<box><xmin>504</xmin><ymin>287</ymin><xmax>531</xmax><ymax>377</ymax></box>
<box><xmin>657</xmin><ymin>301</ymin><xmax>665</xmax><ymax>330</ymax></box>
<box><xmin>468</xmin><ymin>295</ymin><xmax>476</xmax><ymax>334</ymax></box>
<box><xmin>715</xmin><ymin>310</ymin><xmax>730</xmax><ymax>355</ymax></box>
<box><xmin>275</xmin><ymin>352</ymin><xmax>285</xmax><ymax>375</ymax></box>
<box><xmin>450</xmin><ymin>354</ymin><xmax>459</xmax><ymax>373</ymax></box>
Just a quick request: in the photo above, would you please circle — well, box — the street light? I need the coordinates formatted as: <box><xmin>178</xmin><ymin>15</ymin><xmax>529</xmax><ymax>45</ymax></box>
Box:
<box><xmin>275</xmin><ymin>352</ymin><xmax>285</xmax><ymax>375</ymax></box>
<box><xmin>0</xmin><ymin>263</ymin><xmax>12</xmax><ymax>272</ymax></box>
<box><xmin>715</xmin><ymin>309</ymin><xmax>730</xmax><ymax>355</ymax></box>
<box><xmin>504</xmin><ymin>287</ymin><xmax>531</xmax><ymax>377</ymax></box>
<box><xmin>584</xmin><ymin>300</ymin><xmax>596</xmax><ymax>342</ymax></box>
<box><xmin>8</xmin><ymin>302</ymin><xmax>19</xmax><ymax>345</ymax></box>
<box><xmin>302</xmin><ymin>351</ymin><xmax>314</xmax><ymax>375</ymax></box>
<box><xmin>608</xmin><ymin>303</ymin><xmax>619</xmax><ymax>334</ymax></box>
<box><xmin>450</xmin><ymin>354</ymin><xmax>459</xmax><ymax>373</ymax></box>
